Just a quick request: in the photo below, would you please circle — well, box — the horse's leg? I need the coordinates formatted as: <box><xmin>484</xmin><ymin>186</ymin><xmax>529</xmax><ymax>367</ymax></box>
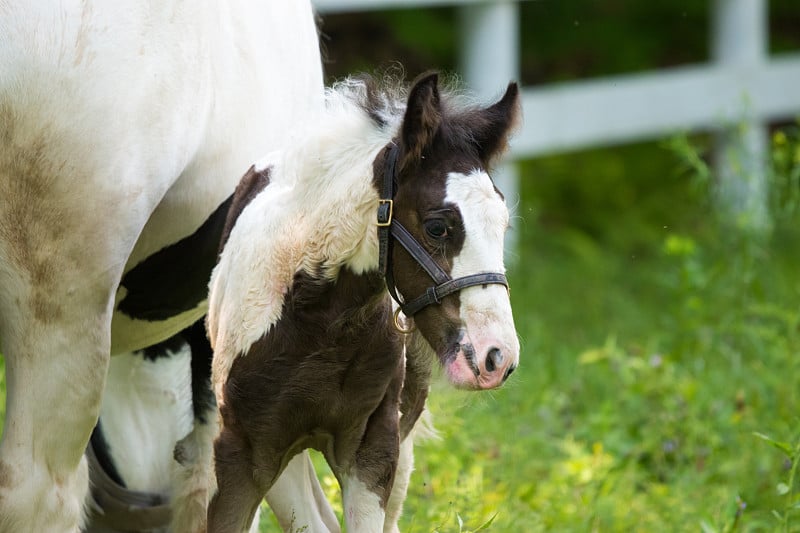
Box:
<box><xmin>172</xmin><ymin>320</ymin><xmax>218</xmax><ymax>533</ymax></box>
<box><xmin>384</xmin><ymin>350</ymin><xmax>434</xmax><ymax>532</ymax></box>
<box><xmin>340</xmin><ymin>466</ymin><xmax>391</xmax><ymax>533</ymax></box>
<box><xmin>172</xmin><ymin>416</ymin><xmax>218</xmax><ymax>533</ymax></box>
<box><xmin>265</xmin><ymin>451</ymin><xmax>341</xmax><ymax>532</ymax></box>
<box><xmin>338</xmin><ymin>397</ymin><xmax>401</xmax><ymax>533</ymax></box>
<box><xmin>0</xmin><ymin>121</ymin><xmax>167</xmax><ymax>530</ymax></box>
<box><xmin>207</xmin><ymin>429</ymin><xmax>266</xmax><ymax>533</ymax></box>
<box><xmin>0</xmin><ymin>264</ymin><xmax>118</xmax><ymax>531</ymax></box>
<box><xmin>382</xmin><ymin>434</ymin><xmax>415</xmax><ymax>533</ymax></box>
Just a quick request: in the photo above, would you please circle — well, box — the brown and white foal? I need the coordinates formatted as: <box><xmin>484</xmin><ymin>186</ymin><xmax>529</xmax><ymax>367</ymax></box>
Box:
<box><xmin>206</xmin><ymin>73</ymin><xmax>521</xmax><ymax>532</ymax></box>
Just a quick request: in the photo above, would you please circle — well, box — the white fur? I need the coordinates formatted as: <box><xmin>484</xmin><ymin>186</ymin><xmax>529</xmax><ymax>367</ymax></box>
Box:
<box><xmin>383</xmin><ymin>434</ymin><xmax>415</xmax><ymax>533</ymax></box>
<box><xmin>445</xmin><ymin>170</ymin><xmax>520</xmax><ymax>387</ymax></box>
<box><xmin>208</xmin><ymin>86</ymin><xmax>399</xmax><ymax>395</ymax></box>
<box><xmin>266</xmin><ymin>452</ymin><xmax>341</xmax><ymax>533</ymax></box>
<box><xmin>342</xmin><ymin>475</ymin><xmax>386</xmax><ymax>533</ymax></box>
<box><xmin>445</xmin><ymin>170</ymin><xmax>509</xmax><ymax>275</ymax></box>
<box><xmin>0</xmin><ymin>0</ymin><xmax>323</xmax><ymax>529</ymax></box>
<box><xmin>100</xmin><ymin>350</ymin><xmax>194</xmax><ymax>492</ymax></box>
<box><xmin>102</xmin><ymin>348</ymin><xmax>216</xmax><ymax>532</ymax></box>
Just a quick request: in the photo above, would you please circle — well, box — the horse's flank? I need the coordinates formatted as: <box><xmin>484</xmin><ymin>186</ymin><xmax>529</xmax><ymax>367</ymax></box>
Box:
<box><xmin>0</xmin><ymin>1</ymin><xmax>324</xmax><ymax>530</ymax></box>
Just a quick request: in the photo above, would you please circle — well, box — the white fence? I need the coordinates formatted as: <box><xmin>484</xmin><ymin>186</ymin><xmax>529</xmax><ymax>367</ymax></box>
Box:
<box><xmin>314</xmin><ymin>0</ymin><xmax>800</xmax><ymax>236</ymax></box>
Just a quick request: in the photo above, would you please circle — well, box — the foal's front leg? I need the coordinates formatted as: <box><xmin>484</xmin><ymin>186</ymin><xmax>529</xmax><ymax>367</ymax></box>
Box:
<box><xmin>339</xmin><ymin>395</ymin><xmax>401</xmax><ymax>533</ymax></box>
<box><xmin>207</xmin><ymin>424</ymin><xmax>268</xmax><ymax>533</ymax></box>
<box><xmin>382</xmin><ymin>433</ymin><xmax>415</xmax><ymax>533</ymax></box>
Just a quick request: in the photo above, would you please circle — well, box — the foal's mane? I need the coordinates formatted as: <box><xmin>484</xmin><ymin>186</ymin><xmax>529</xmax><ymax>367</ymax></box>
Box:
<box><xmin>328</xmin><ymin>73</ymin><xmax>517</xmax><ymax>171</ymax></box>
<box><xmin>209</xmin><ymin>73</ymin><xmax>519</xmax><ymax>386</ymax></box>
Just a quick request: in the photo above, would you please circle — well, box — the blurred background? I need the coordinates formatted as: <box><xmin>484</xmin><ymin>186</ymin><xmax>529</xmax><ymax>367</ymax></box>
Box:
<box><xmin>291</xmin><ymin>0</ymin><xmax>800</xmax><ymax>531</ymax></box>
<box><xmin>0</xmin><ymin>1</ymin><xmax>798</xmax><ymax>532</ymax></box>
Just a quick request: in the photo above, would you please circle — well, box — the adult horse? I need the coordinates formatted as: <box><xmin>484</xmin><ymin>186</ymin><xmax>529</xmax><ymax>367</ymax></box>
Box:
<box><xmin>0</xmin><ymin>1</ymin><xmax>322</xmax><ymax>531</ymax></box>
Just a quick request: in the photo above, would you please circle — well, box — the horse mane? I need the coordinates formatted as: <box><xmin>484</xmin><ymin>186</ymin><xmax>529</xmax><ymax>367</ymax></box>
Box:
<box><xmin>330</xmin><ymin>72</ymin><xmax>517</xmax><ymax>171</ymax></box>
<box><xmin>207</xmin><ymin>73</ymin><xmax>508</xmax><ymax>363</ymax></box>
<box><xmin>208</xmin><ymin>76</ymin><xmax>402</xmax><ymax>362</ymax></box>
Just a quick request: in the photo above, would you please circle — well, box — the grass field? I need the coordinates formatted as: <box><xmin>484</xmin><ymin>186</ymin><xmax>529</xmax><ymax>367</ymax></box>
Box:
<box><xmin>254</xmin><ymin>131</ymin><xmax>800</xmax><ymax>531</ymax></box>
<box><xmin>2</xmin><ymin>130</ymin><xmax>800</xmax><ymax>532</ymax></box>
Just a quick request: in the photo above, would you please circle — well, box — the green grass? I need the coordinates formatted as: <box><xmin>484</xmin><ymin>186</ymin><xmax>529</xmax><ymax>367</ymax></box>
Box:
<box><xmin>3</xmin><ymin>129</ymin><xmax>800</xmax><ymax>532</ymax></box>
<box><xmin>255</xmin><ymin>129</ymin><xmax>800</xmax><ymax>531</ymax></box>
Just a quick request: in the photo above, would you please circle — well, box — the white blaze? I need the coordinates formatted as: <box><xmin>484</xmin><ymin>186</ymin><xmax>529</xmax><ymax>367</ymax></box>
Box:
<box><xmin>445</xmin><ymin>170</ymin><xmax>519</xmax><ymax>373</ymax></box>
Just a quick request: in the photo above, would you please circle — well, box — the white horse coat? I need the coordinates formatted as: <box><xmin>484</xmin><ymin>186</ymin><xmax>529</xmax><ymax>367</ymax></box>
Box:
<box><xmin>0</xmin><ymin>1</ymin><xmax>323</xmax><ymax>530</ymax></box>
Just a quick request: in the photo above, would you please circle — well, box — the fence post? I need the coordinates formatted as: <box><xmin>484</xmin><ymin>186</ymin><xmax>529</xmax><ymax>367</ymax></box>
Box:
<box><xmin>458</xmin><ymin>1</ymin><xmax>521</xmax><ymax>258</ymax></box>
<box><xmin>711</xmin><ymin>0</ymin><xmax>770</xmax><ymax>233</ymax></box>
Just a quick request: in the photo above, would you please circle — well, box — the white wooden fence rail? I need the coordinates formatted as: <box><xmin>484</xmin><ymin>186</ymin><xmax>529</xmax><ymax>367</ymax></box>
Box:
<box><xmin>314</xmin><ymin>0</ymin><xmax>800</xmax><ymax>237</ymax></box>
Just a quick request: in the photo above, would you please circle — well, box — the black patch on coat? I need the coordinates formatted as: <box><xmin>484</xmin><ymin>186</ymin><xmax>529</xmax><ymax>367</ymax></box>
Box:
<box><xmin>184</xmin><ymin>319</ymin><xmax>215</xmax><ymax>424</ymax></box>
<box><xmin>90</xmin><ymin>421</ymin><xmax>126</xmax><ymax>487</ymax></box>
<box><xmin>219</xmin><ymin>164</ymin><xmax>271</xmax><ymax>255</ymax></box>
<box><xmin>117</xmin><ymin>196</ymin><xmax>233</xmax><ymax>321</ymax></box>
<box><xmin>134</xmin><ymin>321</ymin><xmax>215</xmax><ymax>424</ymax></box>
<box><xmin>139</xmin><ymin>332</ymin><xmax>187</xmax><ymax>362</ymax></box>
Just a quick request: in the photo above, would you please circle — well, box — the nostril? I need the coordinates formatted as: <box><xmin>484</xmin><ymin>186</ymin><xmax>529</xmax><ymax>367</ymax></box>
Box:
<box><xmin>485</xmin><ymin>347</ymin><xmax>503</xmax><ymax>373</ymax></box>
<box><xmin>503</xmin><ymin>364</ymin><xmax>517</xmax><ymax>382</ymax></box>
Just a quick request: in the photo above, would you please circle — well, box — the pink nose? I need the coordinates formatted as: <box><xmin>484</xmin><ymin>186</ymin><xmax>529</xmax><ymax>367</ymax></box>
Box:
<box><xmin>445</xmin><ymin>340</ymin><xmax>518</xmax><ymax>390</ymax></box>
<box><xmin>479</xmin><ymin>347</ymin><xmax>517</xmax><ymax>389</ymax></box>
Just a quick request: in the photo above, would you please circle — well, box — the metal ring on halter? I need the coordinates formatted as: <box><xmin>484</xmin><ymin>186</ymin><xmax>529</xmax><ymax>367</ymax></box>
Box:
<box><xmin>393</xmin><ymin>307</ymin><xmax>415</xmax><ymax>334</ymax></box>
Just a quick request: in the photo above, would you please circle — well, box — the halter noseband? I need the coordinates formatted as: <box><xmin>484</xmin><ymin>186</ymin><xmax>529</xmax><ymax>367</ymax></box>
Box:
<box><xmin>377</xmin><ymin>143</ymin><xmax>509</xmax><ymax>318</ymax></box>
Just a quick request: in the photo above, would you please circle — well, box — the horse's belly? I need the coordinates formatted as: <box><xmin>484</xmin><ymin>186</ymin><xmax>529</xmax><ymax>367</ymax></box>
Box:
<box><xmin>1</xmin><ymin>0</ymin><xmax>323</xmax><ymax>354</ymax></box>
<box><xmin>109</xmin><ymin>0</ymin><xmax>324</xmax><ymax>354</ymax></box>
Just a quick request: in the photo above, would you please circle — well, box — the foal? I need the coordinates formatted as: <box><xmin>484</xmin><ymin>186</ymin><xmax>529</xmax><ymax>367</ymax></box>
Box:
<box><xmin>206</xmin><ymin>73</ymin><xmax>521</xmax><ymax>532</ymax></box>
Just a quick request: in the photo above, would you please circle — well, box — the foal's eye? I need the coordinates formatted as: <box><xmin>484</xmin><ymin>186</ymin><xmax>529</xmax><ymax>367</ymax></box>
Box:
<box><xmin>425</xmin><ymin>219</ymin><xmax>449</xmax><ymax>239</ymax></box>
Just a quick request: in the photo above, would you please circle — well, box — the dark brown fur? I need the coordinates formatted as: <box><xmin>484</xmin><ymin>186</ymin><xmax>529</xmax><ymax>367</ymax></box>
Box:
<box><xmin>208</xmin><ymin>270</ymin><xmax>406</xmax><ymax>531</ymax></box>
<box><xmin>208</xmin><ymin>73</ymin><xmax>520</xmax><ymax>531</ymax></box>
<box><xmin>219</xmin><ymin>164</ymin><xmax>272</xmax><ymax>254</ymax></box>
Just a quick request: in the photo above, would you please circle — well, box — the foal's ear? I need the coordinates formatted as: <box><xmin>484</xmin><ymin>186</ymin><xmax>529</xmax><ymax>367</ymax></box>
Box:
<box><xmin>474</xmin><ymin>82</ymin><xmax>521</xmax><ymax>166</ymax></box>
<box><xmin>400</xmin><ymin>72</ymin><xmax>442</xmax><ymax>169</ymax></box>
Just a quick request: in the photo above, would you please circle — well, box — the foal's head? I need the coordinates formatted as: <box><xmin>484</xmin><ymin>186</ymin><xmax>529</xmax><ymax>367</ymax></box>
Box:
<box><xmin>380</xmin><ymin>73</ymin><xmax>521</xmax><ymax>390</ymax></box>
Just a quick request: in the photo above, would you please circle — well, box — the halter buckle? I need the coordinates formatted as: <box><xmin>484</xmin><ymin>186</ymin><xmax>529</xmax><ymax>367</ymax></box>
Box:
<box><xmin>393</xmin><ymin>306</ymin><xmax>415</xmax><ymax>334</ymax></box>
<box><xmin>377</xmin><ymin>199</ymin><xmax>393</xmax><ymax>227</ymax></box>
<box><xmin>426</xmin><ymin>286</ymin><xmax>441</xmax><ymax>305</ymax></box>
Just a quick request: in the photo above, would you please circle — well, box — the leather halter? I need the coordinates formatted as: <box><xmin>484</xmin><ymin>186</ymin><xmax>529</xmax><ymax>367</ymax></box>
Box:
<box><xmin>377</xmin><ymin>143</ymin><xmax>509</xmax><ymax>318</ymax></box>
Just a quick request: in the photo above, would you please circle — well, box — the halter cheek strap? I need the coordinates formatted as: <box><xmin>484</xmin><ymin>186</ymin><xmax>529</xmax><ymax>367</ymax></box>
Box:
<box><xmin>376</xmin><ymin>143</ymin><xmax>509</xmax><ymax>317</ymax></box>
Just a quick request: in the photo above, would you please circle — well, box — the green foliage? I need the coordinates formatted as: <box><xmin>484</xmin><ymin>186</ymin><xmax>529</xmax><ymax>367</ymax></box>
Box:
<box><xmin>0</xmin><ymin>4</ymin><xmax>798</xmax><ymax>531</ymax></box>
<box><xmin>1</xmin><ymin>130</ymin><xmax>799</xmax><ymax>532</ymax></box>
<box><xmin>519</xmin><ymin>0</ymin><xmax>709</xmax><ymax>84</ymax></box>
<box><xmin>250</xmin><ymin>127</ymin><xmax>800</xmax><ymax>531</ymax></box>
<box><xmin>770</xmin><ymin>126</ymin><xmax>800</xmax><ymax>223</ymax></box>
<box><xmin>5</xmin><ymin>4</ymin><xmax>800</xmax><ymax>523</ymax></box>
